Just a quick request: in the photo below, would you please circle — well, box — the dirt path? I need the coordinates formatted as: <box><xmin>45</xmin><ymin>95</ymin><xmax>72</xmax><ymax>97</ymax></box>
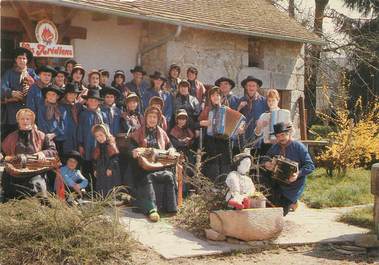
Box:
<box><xmin>130</xmin><ymin>244</ymin><xmax>379</xmax><ymax>265</ymax></box>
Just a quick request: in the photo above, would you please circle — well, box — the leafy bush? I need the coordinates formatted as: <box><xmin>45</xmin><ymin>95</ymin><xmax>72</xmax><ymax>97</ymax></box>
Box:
<box><xmin>309</xmin><ymin>124</ymin><xmax>334</xmax><ymax>140</ymax></box>
<box><xmin>316</xmin><ymin>98</ymin><xmax>379</xmax><ymax>175</ymax></box>
<box><xmin>0</xmin><ymin>196</ymin><xmax>134</xmax><ymax>265</ymax></box>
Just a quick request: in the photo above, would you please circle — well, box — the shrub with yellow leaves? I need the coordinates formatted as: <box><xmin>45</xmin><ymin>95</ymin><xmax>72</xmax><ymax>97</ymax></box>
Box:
<box><xmin>316</xmin><ymin>97</ymin><xmax>379</xmax><ymax>176</ymax></box>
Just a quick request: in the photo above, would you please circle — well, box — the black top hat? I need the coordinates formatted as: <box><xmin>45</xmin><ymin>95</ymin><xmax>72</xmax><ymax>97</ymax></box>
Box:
<box><xmin>55</xmin><ymin>66</ymin><xmax>69</xmax><ymax>77</ymax></box>
<box><xmin>82</xmin><ymin>89</ymin><xmax>104</xmax><ymax>101</ymax></box>
<box><xmin>65</xmin><ymin>59</ymin><xmax>77</xmax><ymax>67</ymax></box>
<box><xmin>42</xmin><ymin>85</ymin><xmax>63</xmax><ymax>98</ymax></box>
<box><xmin>13</xmin><ymin>47</ymin><xmax>33</xmax><ymax>62</ymax></box>
<box><xmin>149</xmin><ymin>71</ymin><xmax>167</xmax><ymax>82</ymax></box>
<box><xmin>99</xmin><ymin>69</ymin><xmax>110</xmax><ymax>76</ymax></box>
<box><xmin>36</xmin><ymin>65</ymin><xmax>57</xmax><ymax>77</ymax></box>
<box><xmin>215</xmin><ymin>77</ymin><xmax>236</xmax><ymax>89</ymax></box>
<box><xmin>101</xmin><ymin>85</ymin><xmax>121</xmax><ymax>98</ymax></box>
<box><xmin>130</xmin><ymin>66</ymin><xmax>146</xmax><ymax>75</ymax></box>
<box><xmin>65</xmin><ymin>150</ymin><xmax>82</xmax><ymax>164</ymax></box>
<box><xmin>271</xmin><ymin>122</ymin><xmax>291</xmax><ymax>135</ymax></box>
<box><xmin>241</xmin><ymin>76</ymin><xmax>263</xmax><ymax>88</ymax></box>
<box><xmin>64</xmin><ymin>83</ymin><xmax>81</xmax><ymax>94</ymax></box>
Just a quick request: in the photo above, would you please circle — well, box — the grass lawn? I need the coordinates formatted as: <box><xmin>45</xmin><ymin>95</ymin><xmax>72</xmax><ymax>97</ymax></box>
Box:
<box><xmin>302</xmin><ymin>168</ymin><xmax>373</xmax><ymax>208</ymax></box>
<box><xmin>337</xmin><ymin>206</ymin><xmax>375</xmax><ymax>230</ymax></box>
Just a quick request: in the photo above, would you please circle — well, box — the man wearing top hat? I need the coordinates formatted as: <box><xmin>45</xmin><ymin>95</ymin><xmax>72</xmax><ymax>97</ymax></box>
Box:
<box><xmin>54</xmin><ymin>66</ymin><xmax>69</xmax><ymax>89</ymax></box>
<box><xmin>1</xmin><ymin>47</ymin><xmax>37</xmax><ymax>139</ymax></box>
<box><xmin>215</xmin><ymin>77</ymin><xmax>239</xmax><ymax>110</ymax></box>
<box><xmin>26</xmin><ymin>65</ymin><xmax>57</xmax><ymax>114</ymax></box>
<box><xmin>237</xmin><ymin>75</ymin><xmax>269</xmax><ymax>144</ymax></box>
<box><xmin>126</xmin><ymin>66</ymin><xmax>150</xmax><ymax>111</ymax></box>
<box><xmin>262</xmin><ymin>122</ymin><xmax>315</xmax><ymax>215</ymax></box>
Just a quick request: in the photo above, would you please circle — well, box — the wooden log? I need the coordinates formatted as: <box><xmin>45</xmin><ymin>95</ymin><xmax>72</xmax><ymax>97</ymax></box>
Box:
<box><xmin>209</xmin><ymin>208</ymin><xmax>284</xmax><ymax>241</ymax></box>
<box><xmin>372</xmin><ymin>163</ymin><xmax>379</xmax><ymax>238</ymax></box>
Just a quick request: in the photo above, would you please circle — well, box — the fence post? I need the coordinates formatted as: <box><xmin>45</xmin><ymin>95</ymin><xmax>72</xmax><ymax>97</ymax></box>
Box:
<box><xmin>372</xmin><ymin>163</ymin><xmax>379</xmax><ymax>239</ymax></box>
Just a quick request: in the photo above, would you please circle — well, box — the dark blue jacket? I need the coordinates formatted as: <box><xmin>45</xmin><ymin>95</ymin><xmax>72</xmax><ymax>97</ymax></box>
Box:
<box><xmin>77</xmin><ymin>108</ymin><xmax>107</xmax><ymax>161</ymax></box>
<box><xmin>37</xmin><ymin>103</ymin><xmax>66</xmax><ymax>141</ymax></box>
<box><xmin>265</xmin><ymin>140</ymin><xmax>315</xmax><ymax>203</ymax></box>
<box><xmin>101</xmin><ymin>104</ymin><xmax>122</xmax><ymax>136</ymax></box>
<box><xmin>1</xmin><ymin>67</ymin><xmax>37</xmax><ymax>125</ymax></box>
<box><xmin>60</xmin><ymin>102</ymin><xmax>83</xmax><ymax>154</ymax></box>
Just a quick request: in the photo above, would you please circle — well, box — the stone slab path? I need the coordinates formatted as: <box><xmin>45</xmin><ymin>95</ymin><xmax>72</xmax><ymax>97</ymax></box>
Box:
<box><xmin>118</xmin><ymin>203</ymin><xmax>371</xmax><ymax>259</ymax></box>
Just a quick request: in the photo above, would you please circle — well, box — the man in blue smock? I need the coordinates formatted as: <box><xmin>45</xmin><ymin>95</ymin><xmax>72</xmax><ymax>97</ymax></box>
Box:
<box><xmin>1</xmin><ymin>47</ymin><xmax>37</xmax><ymax>139</ymax></box>
<box><xmin>262</xmin><ymin>122</ymin><xmax>315</xmax><ymax>216</ymax></box>
<box><xmin>237</xmin><ymin>76</ymin><xmax>268</xmax><ymax>146</ymax></box>
<box><xmin>126</xmin><ymin>66</ymin><xmax>150</xmax><ymax>112</ymax></box>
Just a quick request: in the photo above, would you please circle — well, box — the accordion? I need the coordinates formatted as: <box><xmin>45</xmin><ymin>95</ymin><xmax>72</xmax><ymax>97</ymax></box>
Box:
<box><xmin>271</xmin><ymin>155</ymin><xmax>298</xmax><ymax>184</ymax></box>
<box><xmin>207</xmin><ymin>105</ymin><xmax>246</xmax><ymax>139</ymax></box>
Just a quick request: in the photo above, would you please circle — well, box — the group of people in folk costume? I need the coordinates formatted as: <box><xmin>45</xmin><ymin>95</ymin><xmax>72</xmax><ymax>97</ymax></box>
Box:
<box><xmin>1</xmin><ymin>47</ymin><xmax>314</xmax><ymax>221</ymax></box>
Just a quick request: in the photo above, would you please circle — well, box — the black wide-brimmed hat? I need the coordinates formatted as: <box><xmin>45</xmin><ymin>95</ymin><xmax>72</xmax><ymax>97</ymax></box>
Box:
<box><xmin>82</xmin><ymin>89</ymin><xmax>103</xmax><ymax>101</ymax></box>
<box><xmin>65</xmin><ymin>150</ymin><xmax>82</xmax><ymax>164</ymax></box>
<box><xmin>130</xmin><ymin>65</ymin><xmax>146</xmax><ymax>75</ymax></box>
<box><xmin>13</xmin><ymin>47</ymin><xmax>33</xmax><ymax>62</ymax></box>
<box><xmin>42</xmin><ymin>85</ymin><xmax>63</xmax><ymax>98</ymax></box>
<box><xmin>270</xmin><ymin>122</ymin><xmax>292</xmax><ymax>135</ymax></box>
<box><xmin>149</xmin><ymin>71</ymin><xmax>167</xmax><ymax>82</ymax></box>
<box><xmin>215</xmin><ymin>77</ymin><xmax>235</xmax><ymax>89</ymax></box>
<box><xmin>101</xmin><ymin>85</ymin><xmax>121</xmax><ymax>98</ymax></box>
<box><xmin>64</xmin><ymin>83</ymin><xmax>82</xmax><ymax>94</ymax></box>
<box><xmin>55</xmin><ymin>66</ymin><xmax>69</xmax><ymax>77</ymax></box>
<box><xmin>241</xmin><ymin>75</ymin><xmax>263</xmax><ymax>88</ymax></box>
<box><xmin>36</xmin><ymin>65</ymin><xmax>57</xmax><ymax>77</ymax></box>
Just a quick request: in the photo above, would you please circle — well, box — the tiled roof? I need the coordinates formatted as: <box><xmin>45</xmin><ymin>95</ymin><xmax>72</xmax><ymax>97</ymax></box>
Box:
<box><xmin>58</xmin><ymin>0</ymin><xmax>323</xmax><ymax>44</ymax></box>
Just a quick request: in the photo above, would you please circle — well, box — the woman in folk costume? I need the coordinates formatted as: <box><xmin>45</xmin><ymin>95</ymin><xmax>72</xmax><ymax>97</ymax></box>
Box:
<box><xmin>167</xmin><ymin>64</ymin><xmax>181</xmax><ymax>93</ymax></box>
<box><xmin>255</xmin><ymin>88</ymin><xmax>291</xmax><ymax>155</ymax></box>
<box><xmin>1</xmin><ymin>47</ymin><xmax>37</xmax><ymax>140</ymax></box>
<box><xmin>127</xmin><ymin>106</ymin><xmax>178</xmax><ymax>222</ymax></box>
<box><xmin>215</xmin><ymin>77</ymin><xmax>239</xmax><ymax>110</ymax></box>
<box><xmin>173</xmin><ymin>80</ymin><xmax>201</xmax><ymax>131</ymax></box>
<box><xmin>92</xmin><ymin>124</ymin><xmax>122</xmax><ymax>196</ymax></box>
<box><xmin>169</xmin><ymin>109</ymin><xmax>194</xmax><ymax>154</ymax></box>
<box><xmin>225</xmin><ymin>149</ymin><xmax>256</xmax><ymax>209</ymax></box>
<box><xmin>143</xmin><ymin>71</ymin><xmax>174</xmax><ymax>125</ymax></box>
<box><xmin>1</xmin><ymin>108</ymin><xmax>58</xmax><ymax>202</ymax></box>
<box><xmin>60</xmin><ymin>83</ymin><xmax>83</xmax><ymax>155</ymax></box>
<box><xmin>148</xmin><ymin>96</ymin><xmax>169</xmax><ymax>131</ymax></box>
<box><xmin>120</xmin><ymin>92</ymin><xmax>143</xmax><ymax>134</ymax></box>
<box><xmin>26</xmin><ymin>65</ymin><xmax>57</xmax><ymax>114</ymax></box>
<box><xmin>199</xmin><ymin>86</ymin><xmax>244</xmax><ymax>182</ymax></box>
<box><xmin>71</xmin><ymin>64</ymin><xmax>87</xmax><ymax>104</ymax></box>
<box><xmin>37</xmin><ymin>85</ymin><xmax>66</xmax><ymax>158</ymax></box>
<box><xmin>100</xmin><ymin>86</ymin><xmax>122</xmax><ymax>136</ymax></box>
<box><xmin>77</xmin><ymin>89</ymin><xmax>107</xmax><ymax>182</ymax></box>
<box><xmin>186</xmin><ymin>67</ymin><xmax>206</xmax><ymax>109</ymax></box>
<box><xmin>111</xmin><ymin>70</ymin><xmax>128</xmax><ymax>107</ymax></box>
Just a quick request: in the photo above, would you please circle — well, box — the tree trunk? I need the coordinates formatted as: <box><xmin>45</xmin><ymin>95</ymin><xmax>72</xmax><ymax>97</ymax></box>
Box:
<box><xmin>289</xmin><ymin>0</ymin><xmax>295</xmax><ymax>18</ymax></box>
<box><xmin>304</xmin><ymin>0</ymin><xmax>329</xmax><ymax>125</ymax></box>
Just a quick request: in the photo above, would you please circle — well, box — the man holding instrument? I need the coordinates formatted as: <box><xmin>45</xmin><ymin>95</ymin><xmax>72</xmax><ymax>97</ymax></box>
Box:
<box><xmin>127</xmin><ymin>106</ymin><xmax>178</xmax><ymax>222</ymax></box>
<box><xmin>1</xmin><ymin>48</ymin><xmax>37</xmax><ymax>140</ymax></box>
<box><xmin>262</xmin><ymin>122</ymin><xmax>315</xmax><ymax>216</ymax></box>
<box><xmin>1</xmin><ymin>108</ymin><xmax>58</xmax><ymax>202</ymax></box>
